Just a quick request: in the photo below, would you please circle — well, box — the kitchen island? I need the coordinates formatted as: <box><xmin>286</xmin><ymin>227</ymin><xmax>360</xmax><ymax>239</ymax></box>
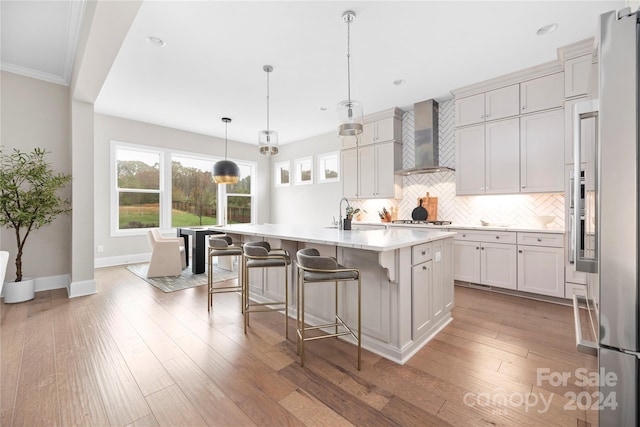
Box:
<box><xmin>217</xmin><ymin>223</ymin><xmax>456</xmax><ymax>364</ymax></box>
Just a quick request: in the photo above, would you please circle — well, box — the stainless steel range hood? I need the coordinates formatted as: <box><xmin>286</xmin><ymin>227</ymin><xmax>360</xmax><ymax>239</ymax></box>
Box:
<box><xmin>395</xmin><ymin>99</ymin><xmax>454</xmax><ymax>175</ymax></box>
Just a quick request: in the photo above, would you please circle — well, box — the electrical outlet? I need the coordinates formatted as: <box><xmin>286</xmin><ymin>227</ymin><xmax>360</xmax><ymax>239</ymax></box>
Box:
<box><xmin>435</xmin><ymin>251</ymin><xmax>441</xmax><ymax>262</ymax></box>
<box><xmin>97</xmin><ymin>245</ymin><xmax>104</xmax><ymax>253</ymax></box>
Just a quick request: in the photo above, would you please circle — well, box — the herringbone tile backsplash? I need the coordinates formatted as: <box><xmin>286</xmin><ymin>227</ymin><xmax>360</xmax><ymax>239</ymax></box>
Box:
<box><xmin>353</xmin><ymin>99</ymin><xmax>566</xmax><ymax>230</ymax></box>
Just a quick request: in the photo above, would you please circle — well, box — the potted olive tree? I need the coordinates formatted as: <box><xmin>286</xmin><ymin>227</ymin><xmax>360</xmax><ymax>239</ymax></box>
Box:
<box><xmin>0</xmin><ymin>147</ymin><xmax>72</xmax><ymax>303</ymax></box>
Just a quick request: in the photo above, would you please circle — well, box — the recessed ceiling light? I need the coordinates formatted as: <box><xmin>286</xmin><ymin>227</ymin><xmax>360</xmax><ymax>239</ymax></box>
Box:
<box><xmin>393</xmin><ymin>79</ymin><xmax>406</xmax><ymax>86</ymax></box>
<box><xmin>536</xmin><ymin>23</ymin><xmax>558</xmax><ymax>36</ymax></box>
<box><xmin>145</xmin><ymin>36</ymin><xmax>166</xmax><ymax>47</ymax></box>
<box><xmin>320</xmin><ymin>106</ymin><xmax>327</xmax><ymax>111</ymax></box>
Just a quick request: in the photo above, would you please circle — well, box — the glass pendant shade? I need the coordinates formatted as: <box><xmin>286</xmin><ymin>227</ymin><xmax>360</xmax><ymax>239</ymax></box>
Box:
<box><xmin>258</xmin><ymin>65</ymin><xmax>279</xmax><ymax>156</ymax></box>
<box><xmin>213</xmin><ymin>117</ymin><xmax>240</xmax><ymax>184</ymax></box>
<box><xmin>337</xmin><ymin>99</ymin><xmax>363</xmax><ymax>136</ymax></box>
<box><xmin>337</xmin><ymin>10</ymin><xmax>363</xmax><ymax>138</ymax></box>
<box><xmin>258</xmin><ymin>130</ymin><xmax>279</xmax><ymax>155</ymax></box>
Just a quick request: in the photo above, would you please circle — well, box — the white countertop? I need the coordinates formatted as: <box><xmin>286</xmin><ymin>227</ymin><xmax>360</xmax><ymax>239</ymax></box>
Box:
<box><xmin>216</xmin><ymin>223</ymin><xmax>456</xmax><ymax>252</ymax></box>
<box><xmin>357</xmin><ymin>222</ymin><xmax>565</xmax><ymax>234</ymax></box>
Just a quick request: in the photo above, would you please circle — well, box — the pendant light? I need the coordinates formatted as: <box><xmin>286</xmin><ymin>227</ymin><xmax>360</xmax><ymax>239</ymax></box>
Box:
<box><xmin>213</xmin><ymin>117</ymin><xmax>240</xmax><ymax>184</ymax></box>
<box><xmin>259</xmin><ymin>65</ymin><xmax>279</xmax><ymax>156</ymax></box>
<box><xmin>337</xmin><ymin>10</ymin><xmax>363</xmax><ymax>137</ymax></box>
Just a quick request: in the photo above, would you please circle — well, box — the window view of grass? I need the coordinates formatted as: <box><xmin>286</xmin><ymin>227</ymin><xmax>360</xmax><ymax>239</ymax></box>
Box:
<box><xmin>117</xmin><ymin>152</ymin><xmax>252</xmax><ymax>230</ymax></box>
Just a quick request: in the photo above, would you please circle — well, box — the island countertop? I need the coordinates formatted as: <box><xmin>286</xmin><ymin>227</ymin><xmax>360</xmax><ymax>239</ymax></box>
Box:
<box><xmin>216</xmin><ymin>223</ymin><xmax>455</xmax><ymax>252</ymax></box>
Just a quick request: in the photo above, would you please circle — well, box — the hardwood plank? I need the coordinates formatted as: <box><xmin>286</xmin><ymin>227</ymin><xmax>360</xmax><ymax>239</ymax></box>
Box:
<box><xmin>279</xmin><ymin>389</ymin><xmax>354</xmax><ymax>426</ymax></box>
<box><xmin>11</xmin><ymin>306</ymin><xmax>59</xmax><ymax>427</ymax></box>
<box><xmin>279</xmin><ymin>364</ymin><xmax>401</xmax><ymax>427</ymax></box>
<box><xmin>125</xmin><ymin>413</ymin><xmax>160</xmax><ymax>427</ymax></box>
<box><xmin>0</xmin><ymin>300</ymin><xmax>29</xmax><ymax>427</ymax></box>
<box><xmin>162</xmin><ymin>355</ymin><xmax>256</xmax><ymax>426</ymax></box>
<box><xmin>145</xmin><ymin>384</ymin><xmax>207</xmax><ymax>427</ymax></box>
<box><xmin>381</xmin><ymin>395</ymin><xmax>450</xmax><ymax>427</ymax></box>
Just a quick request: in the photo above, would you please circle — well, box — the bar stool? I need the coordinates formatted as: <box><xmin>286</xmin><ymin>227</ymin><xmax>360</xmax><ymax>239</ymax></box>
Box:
<box><xmin>207</xmin><ymin>235</ymin><xmax>243</xmax><ymax>312</ymax></box>
<box><xmin>296</xmin><ymin>248</ymin><xmax>361</xmax><ymax>370</ymax></box>
<box><xmin>242</xmin><ymin>241</ymin><xmax>290</xmax><ymax>339</ymax></box>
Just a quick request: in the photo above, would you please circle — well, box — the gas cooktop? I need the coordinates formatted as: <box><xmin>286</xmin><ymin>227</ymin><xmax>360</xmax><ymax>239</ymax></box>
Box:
<box><xmin>392</xmin><ymin>220</ymin><xmax>452</xmax><ymax>225</ymax></box>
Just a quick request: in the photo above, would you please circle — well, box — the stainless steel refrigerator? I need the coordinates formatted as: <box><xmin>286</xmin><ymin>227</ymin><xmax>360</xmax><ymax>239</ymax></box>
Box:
<box><xmin>572</xmin><ymin>8</ymin><xmax>640</xmax><ymax>427</ymax></box>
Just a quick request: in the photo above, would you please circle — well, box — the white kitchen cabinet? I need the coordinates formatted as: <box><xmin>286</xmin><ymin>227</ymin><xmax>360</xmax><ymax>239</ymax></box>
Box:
<box><xmin>520</xmin><ymin>109</ymin><xmax>565</xmax><ymax>193</ymax></box>
<box><xmin>452</xmin><ymin>230</ymin><xmax>517</xmax><ymax>290</ymax></box>
<box><xmin>431</xmin><ymin>239</ymin><xmax>446</xmax><ymax>323</ymax></box>
<box><xmin>564</xmin><ymin>55</ymin><xmax>592</xmax><ymax>99</ymax></box>
<box><xmin>412</xmin><ymin>260</ymin><xmax>433</xmax><ymax>339</ymax></box>
<box><xmin>442</xmin><ymin>238</ymin><xmax>454</xmax><ymax>313</ymax></box>
<box><xmin>342</xmin><ymin>141</ymin><xmax>402</xmax><ymax>199</ymax></box>
<box><xmin>456</xmin><ymin>118</ymin><xmax>519</xmax><ymax>195</ymax></box>
<box><xmin>453</xmin><ymin>240</ymin><xmax>481</xmax><ymax>283</ymax></box>
<box><xmin>362</xmin><ymin>116</ymin><xmax>401</xmax><ymax>146</ymax></box>
<box><xmin>455</xmin><ymin>125</ymin><xmax>485</xmax><ymax>195</ymax></box>
<box><xmin>455</xmin><ymin>84</ymin><xmax>519</xmax><ymax>127</ymax></box>
<box><xmin>341</xmin><ymin>148</ymin><xmax>359</xmax><ymax>198</ymax></box>
<box><xmin>480</xmin><ymin>242</ymin><xmax>518</xmax><ymax>290</ymax></box>
<box><xmin>517</xmin><ymin>232</ymin><xmax>564</xmax><ymax>298</ymax></box>
<box><xmin>517</xmin><ymin>244</ymin><xmax>564</xmax><ymax>298</ymax></box>
<box><xmin>520</xmin><ymin>73</ymin><xmax>564</xmax><ymax>114</ymax></box>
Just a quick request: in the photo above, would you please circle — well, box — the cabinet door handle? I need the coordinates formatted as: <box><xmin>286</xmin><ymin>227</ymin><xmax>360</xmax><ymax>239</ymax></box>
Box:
<box><xmin>462</xmin><ymin>234</ymin><xmax>466</xmax><ymax>237</ymax></box>
<box><xmin>496</xmin><ymin>236</ymin><xmax>500</xmax><ymax>239</ymax></box>
<box><xmin>421</xmin><ymin>251</ymin><xmax>426</xmax><ymax>255</ymax></box>
<box><xmin>481</xmin><ymin>247</ymin><xmax>485</xmax><ymax>250</ymax></box>
<box><xmin>422</xmin><ymin>265</ymin><xmax>427</xmax><ymax>270</ymax></box>
<box><xmin>521</xmin><ymin>185</ymin><xmax>526</xmax><ymax>188</ymax></box>
<box><xmin>522</xmin><ymin>106</ymin><xmax>526</xmax><ymax>110</ymax></box>
<box><xmin>537</xmin><ymin>238</ymin><xmax>542</xmax><ymax>242</ymax></box>
<box><xmin>519</xmin><ymin>250</ymin><xmax>523</xmax><ymax>253</ymax></box>
<box><xmin>475</xmin><ymin>246</ymin><xmax>479</xmax><ymax>250</ymax></box>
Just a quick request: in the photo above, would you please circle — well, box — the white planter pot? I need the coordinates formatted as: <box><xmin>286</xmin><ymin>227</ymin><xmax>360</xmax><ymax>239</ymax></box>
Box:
<box><xmin>2</xmin><ymin>277</ymin><xmax>35</xmax><ymax>303</ymax></box>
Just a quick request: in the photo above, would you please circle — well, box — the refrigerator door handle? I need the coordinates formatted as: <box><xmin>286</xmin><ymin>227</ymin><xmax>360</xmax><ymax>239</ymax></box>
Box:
<box><xmin>572</xmin><ymin>294</ymin><xmax>598</xmax><ymax>355</ymax></box>
<box><xmin>573</xmin><ymin>100</ymin><xmax>599</xmax><ymax>273</ymax></box>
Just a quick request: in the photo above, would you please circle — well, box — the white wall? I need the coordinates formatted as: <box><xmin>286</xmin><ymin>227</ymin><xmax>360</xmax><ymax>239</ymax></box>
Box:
<box><xmin>93</xmin><ymin>114</ymin><xmax>271</xmax><ymax>263</ymax></box>
<box><xmin>0</xmin><ymin>71</ymin><xmax>72</xmax><ymax>282</ymax></box>
<box><xmin>270</xmin><ymin>131</ymin><xmax>343</xmax><ymax>226</ymax></box>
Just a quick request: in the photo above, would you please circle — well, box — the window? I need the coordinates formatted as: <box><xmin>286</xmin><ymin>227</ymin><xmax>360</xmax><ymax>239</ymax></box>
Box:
<box><xmin>274</xmin><ymin>160</ymin><xmax>290</xmax><ymax>187</ymax></box>
<box><xmin>317</xmin><ymin>152</ymin><xmax>340</xmax><ymax>183</ymax></box>
<box><xmin>294</xmin><ymin>156</ymin><xmax>313</xmax><ymax>185</ymax></box>
<box><xmin>111</xmin><ymin>141</ymin><xmax>256</xmax><ymax>235</ymax></box>
<box><xmin>224</xmin><ymin>163</ymin><xmax>253</xmax><ymax>224</ymax></box>
<box><xmin>113</xmin><ymin>146</ymin><xmax>162</xmax><ymax>231</ymax></box>
<box><xmin>171</xmin><ymin>155</ymin><xmax>217</xmax><ymax>227</ymax></box>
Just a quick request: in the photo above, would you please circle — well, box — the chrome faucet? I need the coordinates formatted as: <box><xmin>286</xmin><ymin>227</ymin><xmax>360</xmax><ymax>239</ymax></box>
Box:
<box><xmin>339</xmin><ymin>197</ymin><xmax>351</xmax><ymax>230</ymax></box>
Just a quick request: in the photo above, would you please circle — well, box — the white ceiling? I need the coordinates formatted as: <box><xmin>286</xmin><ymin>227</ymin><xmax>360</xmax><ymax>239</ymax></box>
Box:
<box><xmin>1</xmin><ymin>1</ymin><xmax>627</xmax><ymax>145</ymax></box>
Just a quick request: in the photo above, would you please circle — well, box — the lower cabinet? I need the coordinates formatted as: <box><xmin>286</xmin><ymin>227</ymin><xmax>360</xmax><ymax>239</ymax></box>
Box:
<box><xmin>412</xmin><ymin>238</ymin><xmax>454</xmax><ymax>340</ymax></box>
<box><xmin>452</xmin><ymin>229</ymin><xmax>565</xmax><ymax>298</ymax></box>
<box><xmin>412</xmin><ymin>259</ymin><xmax>433</xmax><ymax>339</ymax></box>
<box><xmin>452</xmin><ymin>230</ymin><xmax>517</xmax><ymax>290</ymax></box>
<box><xmin>517</xmin><ymin>244</ymin><xmax>564</xmax><ymax>298</ymax></box>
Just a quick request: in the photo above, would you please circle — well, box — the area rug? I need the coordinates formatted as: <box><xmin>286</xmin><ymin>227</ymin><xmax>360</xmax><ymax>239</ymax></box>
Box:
<box><xmin>126</xmin><ymin>263</ymin><xmax>238</xmax><ymax>293</ymax></box>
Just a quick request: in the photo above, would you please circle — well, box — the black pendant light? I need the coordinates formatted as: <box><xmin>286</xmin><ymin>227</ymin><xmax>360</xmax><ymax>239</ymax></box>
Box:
<box><xmin>213</xmin><ymin>117</ymin><xmax>240</xmax><ymax>184</ymax></box>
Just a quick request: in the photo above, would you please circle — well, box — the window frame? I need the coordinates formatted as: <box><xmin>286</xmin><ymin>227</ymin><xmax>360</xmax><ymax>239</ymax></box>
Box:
<box><xmin>110</xmin><ymin>141</ymin><xmax>257</xmax><ymax>236</ymax></box>
<box><xmin>294</xmin><ymin>156</ymin><xmax>314</xmax><ymax>186</ymax></box>
<box><xmin>317</xmin><ymin>151</ymin><xmax>340</xmax><ymax>184</ymax></box>
<box><xmin>274</xmin><ymin>160</ymin><xmax>291</xmax><ymax>187</ymax></box>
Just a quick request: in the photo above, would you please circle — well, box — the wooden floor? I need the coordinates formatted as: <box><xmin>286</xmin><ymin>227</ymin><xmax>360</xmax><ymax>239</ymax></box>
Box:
<box><xmin>1</xmin><ymin>267</ymin><xmax>598</xmax><ymax>426</ymax></box>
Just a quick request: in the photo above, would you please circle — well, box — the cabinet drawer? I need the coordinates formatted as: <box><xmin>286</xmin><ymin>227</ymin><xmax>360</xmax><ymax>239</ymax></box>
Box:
<box><xmin>413</xmin><ymin>243</ymin><xmax>433</xmax><ymax>265</ymax></box>
<box><xmin>517</xmin><ymin>232</ymin><xmax>563</xmax><ymax>247</ymax></box>
<box><xmin>451</xmin><ymin>229</ymin><xmax>516</xmax><ymax>244</ymax></box>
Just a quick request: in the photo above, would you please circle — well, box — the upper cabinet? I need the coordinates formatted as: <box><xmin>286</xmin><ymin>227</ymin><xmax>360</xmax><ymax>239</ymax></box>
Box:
<box><xmin>361</xmin><ymin>116</ymin><xmax>402</xmax><ymax>146</ymax></box>
<box><xmin>520</xmin><ymin>73</ymin><xmax>564</xmax><ymax>114</ymax></box>
<box><xmin>342</xmin><ymin>108</ymin><xmax>402</xmax><ymax>149</ymax></box>
<box><xmin>564</xmin><ymin>54</ymin><xmax>593</xmax><ymax>99</ymax></box>
<box><xmin>455</xmin><ymin>84</ymin><xmax>519</xmax><ymax>127</ymax></box>
<box><xmin>341</xmin><ymin>108</ymin><xmax>403</xmax><ymax>199</ymax></box>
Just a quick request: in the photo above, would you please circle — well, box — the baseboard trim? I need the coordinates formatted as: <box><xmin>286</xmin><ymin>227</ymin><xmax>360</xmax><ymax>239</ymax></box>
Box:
<box><xmin>67</xmin><ymin>279</ymin><xmax>97</xmax><ymax>298</ymax></box>
<box><xmin>95</xmin><ymin>253</ymin><xmax>150</xmax><ymax>268</ymax></box>
<box><xmin>35</xmin><ymin>274</ymin><xmax>70</xmax><ymax>292</ymax></box>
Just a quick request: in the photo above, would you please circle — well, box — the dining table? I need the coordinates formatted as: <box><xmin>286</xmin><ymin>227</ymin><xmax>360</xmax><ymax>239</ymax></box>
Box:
<box><xmin>176</xmin><ymin>227</ymin><xmax>223</xmax><ymax>274</ymax></box>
